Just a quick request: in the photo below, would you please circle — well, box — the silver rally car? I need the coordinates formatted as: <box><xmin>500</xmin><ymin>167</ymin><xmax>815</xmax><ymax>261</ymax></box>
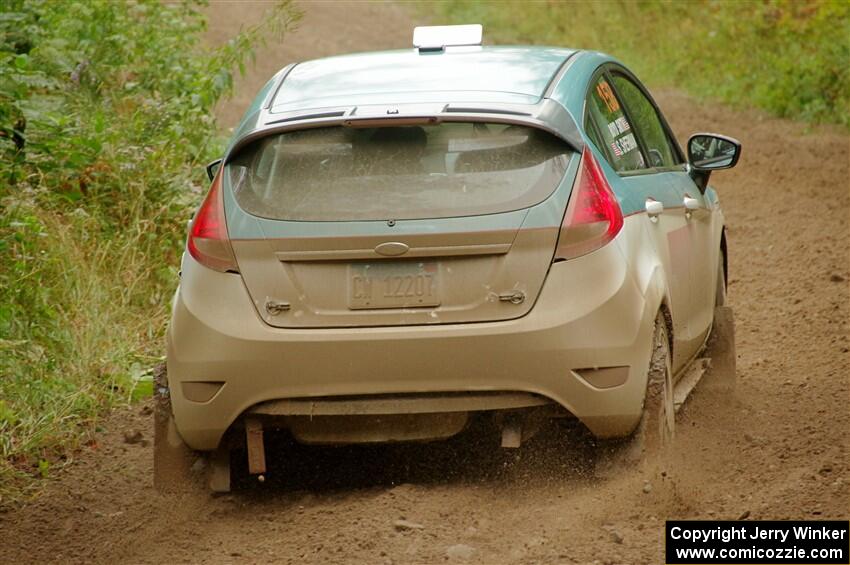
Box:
<box><xmin>155</xmin><ymin>25</ymin><xmax>741</xmax><ymax>491</ymax></box>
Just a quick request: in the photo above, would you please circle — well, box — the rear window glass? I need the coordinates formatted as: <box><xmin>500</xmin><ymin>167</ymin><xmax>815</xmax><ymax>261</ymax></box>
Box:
<box><xmin>227</xmin><ymin>122</ymin><xmax>571</xmax><ymax>222</ymax></box>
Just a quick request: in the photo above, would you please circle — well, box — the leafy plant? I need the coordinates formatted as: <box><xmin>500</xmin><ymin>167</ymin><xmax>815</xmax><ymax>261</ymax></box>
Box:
<box><xmin>0</xmin><ymin>0</ymin><xmax>300</xmax><ymax>503</ymax></box>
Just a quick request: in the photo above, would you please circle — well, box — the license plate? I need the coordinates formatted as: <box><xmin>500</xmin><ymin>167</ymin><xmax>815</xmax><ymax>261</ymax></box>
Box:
<box><xmin>348</xmin><ymin>261</ymin><xmax>440</xmax><ymax>309</ymax></box>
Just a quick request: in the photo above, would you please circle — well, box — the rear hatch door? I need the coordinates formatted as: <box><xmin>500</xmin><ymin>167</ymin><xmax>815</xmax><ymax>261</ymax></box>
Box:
<box><xmin>223</xmin><ymin>121</ymin><xmax>577</xmax><ymax>328</ymax></box>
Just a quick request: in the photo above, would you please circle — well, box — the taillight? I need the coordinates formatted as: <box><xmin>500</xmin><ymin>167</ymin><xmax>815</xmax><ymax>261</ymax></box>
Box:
<box><xmin>554</xmin><ymin>147</ymin><xmax>624</xmax><ymax>261</ymax></box>
<box><xmin>187</xmin><ymin>170</ymin><xmax>239</xmax><ymax>273</ymax></box>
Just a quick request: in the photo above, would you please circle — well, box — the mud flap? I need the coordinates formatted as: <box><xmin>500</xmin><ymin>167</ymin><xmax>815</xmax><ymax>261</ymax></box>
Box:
<box><xmin>673</xmin><ymin>306</ymin><xmax>736</xmax><ymax>411</ymax></box>
<box><xmin>208</xmin><ymin>445</ymin><xmax>231</xmax><ymax>493</ymax></box>
<box><xmin>153</xmin><ymin>365</ymin><xmax>199</xmax><ymax>493</ymax></box>
<box><xmin>703</xmin><ymin>306</ymin><xmax>736</xmax><ymax>392</ymax></box>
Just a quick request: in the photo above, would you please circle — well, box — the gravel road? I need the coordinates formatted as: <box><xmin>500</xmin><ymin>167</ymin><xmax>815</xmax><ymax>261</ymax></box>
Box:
<box><xmin>1</xmin><ymin>2</ymin><xmax>847</xmax><ymax>563</ymax></box>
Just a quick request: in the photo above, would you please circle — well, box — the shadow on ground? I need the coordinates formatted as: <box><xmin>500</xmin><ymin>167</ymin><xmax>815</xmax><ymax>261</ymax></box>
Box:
<box><xmin>229</xmin><ymin>417</ymin><xmax>599</xmax><ymax>495</ymax></box>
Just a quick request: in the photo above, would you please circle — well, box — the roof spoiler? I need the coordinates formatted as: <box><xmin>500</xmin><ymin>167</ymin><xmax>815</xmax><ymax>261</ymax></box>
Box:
<box><xmin>413</xmin><ymin>24</ymin><xmax>482</xmax><ymax>52</ymax></box>
<box><xmin>224</xmin><ymin>99</ymin><xmax>586</xmax><ymax>162</ymax></box>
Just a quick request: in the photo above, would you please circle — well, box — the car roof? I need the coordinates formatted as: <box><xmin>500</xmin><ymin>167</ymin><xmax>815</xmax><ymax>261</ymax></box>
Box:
<box><xmin>270</xmin><ymin>46</ymin><xmax>579</xmax><ymax>112</ymax></box>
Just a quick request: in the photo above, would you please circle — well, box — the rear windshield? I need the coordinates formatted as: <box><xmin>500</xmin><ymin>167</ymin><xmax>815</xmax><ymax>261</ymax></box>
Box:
<box><xmin>227</xmin><ymin>122</ymin><xmax>571</xmax><ymax>222</ymax></box>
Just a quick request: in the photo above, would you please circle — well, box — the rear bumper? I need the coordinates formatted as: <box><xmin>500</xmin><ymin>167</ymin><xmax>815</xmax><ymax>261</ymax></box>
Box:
<box><xmin>167</xmin><ymin>238</ymin><xmax>656</xmax><ymax>450</ymax></box>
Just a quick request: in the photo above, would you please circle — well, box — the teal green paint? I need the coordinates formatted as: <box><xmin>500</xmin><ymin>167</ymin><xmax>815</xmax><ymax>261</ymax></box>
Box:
<box><xmin>217</xmin><ymin>35</ymin><xmax>728</xmax><ymax>237</ymax></box>
<box><xmin>547</xmin><ymin>51</ymin><xmax>692</xmax><ymax>216</ymax></box>
<box><xmin>667</xmin><ymin>171</ymin><xmax>710</xmax><ymax>208</ymax></box>
<box><xmin>619</xmin><ymin>171</ymin><xmax>692</xmax><ymax>214</ymax></box>
<box><xmin>230</xmin><ymin>74</ymin><xmax>279</xmax><ymax>144</ymax></box>
<box><xmin>241</xmin><ymin>75</ymin><xmax>276</xmax><ymax>125</ymax></box>
<box><xmin>221</xmin><ymin>44</ymin><xmax>661</xmax><ymax>221</ymax></box>
<box><xmin>549</xmin><ymin>51</ymin><xmax>625</xmax><ymax>119</ymax></box>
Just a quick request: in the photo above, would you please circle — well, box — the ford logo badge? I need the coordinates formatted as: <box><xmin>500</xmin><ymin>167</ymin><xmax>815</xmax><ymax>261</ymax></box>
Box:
<box><xmin>374</xmin><ymin>242</ymin><xmax>409</xmax><ymax>257</ymax></box>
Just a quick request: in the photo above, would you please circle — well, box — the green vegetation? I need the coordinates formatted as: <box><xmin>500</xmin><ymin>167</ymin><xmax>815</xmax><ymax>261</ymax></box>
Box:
<box><xmin>0</xmin><ymin>0</ymin><xmax>299</xmax><ymax>501</ymax></box>
<box><xmin>433</xmin><ymin>0</ymin><xmax>850</xmax><ymax>128</ymax></box>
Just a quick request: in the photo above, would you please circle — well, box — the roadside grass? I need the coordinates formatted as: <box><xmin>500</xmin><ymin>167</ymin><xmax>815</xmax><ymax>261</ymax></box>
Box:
<box><xmin>430</xmin><ymin>0</ymin><xmax>850</xmax><ymax>129</ymax></box>
<box><xmin>0</xmin><ymin>0</ymin><xmax>300</xmax><ymax>503</ymax></box>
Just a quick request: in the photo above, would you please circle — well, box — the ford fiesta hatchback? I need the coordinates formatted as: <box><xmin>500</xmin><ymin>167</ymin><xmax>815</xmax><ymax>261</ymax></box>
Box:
<box><xmin>155</xmin><ymin>25</ymin><xmax>741</xmax><ymax>492</ymax></box>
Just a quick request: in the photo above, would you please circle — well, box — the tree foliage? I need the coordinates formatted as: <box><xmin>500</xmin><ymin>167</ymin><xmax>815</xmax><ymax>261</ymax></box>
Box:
<box><xmin>434</xmin><ymin>0</ymin><xmax>850</xmax><ymax>128</ymax></box>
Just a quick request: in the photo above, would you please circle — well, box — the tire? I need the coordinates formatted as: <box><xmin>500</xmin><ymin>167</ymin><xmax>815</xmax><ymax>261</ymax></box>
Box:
<box><xmin>153</xmin><ymin>363</ymin><xmax>199</xmax><ymax>493</ymax></box>
<box><xmin>595</xmin><ymin>312</ymin><xmax>674</xmax><ymax>474</ymax></box>
<box><xmin>715</xmin><ymin>250</ymin><xmax>727</xmax><ymax>307</ymax></box>
<box><xmin>634</xmin><ymin>312</ymin><xmax>676</xmax><ymax>458</ymax></box>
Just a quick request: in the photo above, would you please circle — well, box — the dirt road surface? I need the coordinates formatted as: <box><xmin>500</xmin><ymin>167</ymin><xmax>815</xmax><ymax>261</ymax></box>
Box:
<box><xmin>2</xmin><ymin>2</ymin><xmax>848</xmax><ymax>563</ymax></box>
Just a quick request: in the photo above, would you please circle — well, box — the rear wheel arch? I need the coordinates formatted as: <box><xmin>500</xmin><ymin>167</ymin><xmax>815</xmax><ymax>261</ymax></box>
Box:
<box><xmin>639</xmin><ymin>262</ymin><xmax>675</xmax><ymax>366</ymax></box>
<box><xmin>596</xmin><ymin>308</ymin><xmax>675</xmax><ymax>468</ymax></box>
<box><xmin>637</xmin><ymin>310</ymin><xmax>675</xmax><ymax>456</ymax></box>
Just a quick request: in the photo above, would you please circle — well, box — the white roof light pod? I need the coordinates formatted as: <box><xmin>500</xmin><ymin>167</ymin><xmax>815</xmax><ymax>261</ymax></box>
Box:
<box><xmin>413</xmin><ymin>24</ymin><xmax>483</xmax><ymax>52</ymax></box>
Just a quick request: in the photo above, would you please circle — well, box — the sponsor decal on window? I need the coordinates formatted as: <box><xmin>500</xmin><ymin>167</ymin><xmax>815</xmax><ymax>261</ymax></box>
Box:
<box><xmin>606</xmin><ymin>116</ymin><xmax>631</xmax><ymax>137</ymax></box>
<box><xmin>596</xmin><ymin>80</ymin><xmax>620</xmax><ymax>113</ymax></box>
<box><xmin>610</xmin><ymin>132</ymin><xmax>638</xmax><ymax>157</ymax></box>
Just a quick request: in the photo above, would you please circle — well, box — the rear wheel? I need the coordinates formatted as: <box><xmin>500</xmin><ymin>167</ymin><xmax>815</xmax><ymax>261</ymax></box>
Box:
<box><xmin>595</xmin><ymin>312</ymin><xmax>674</xmax><ymax>474</ymax></box>
<box><xmin>715</xmin><ymin>250</ymin><xmax>727</xmax><ymax>307</ymax></box>
<box><xmin>634</xmin><ymin>312</ymin><xmax>675</xmax><ymax>458</ymax></box>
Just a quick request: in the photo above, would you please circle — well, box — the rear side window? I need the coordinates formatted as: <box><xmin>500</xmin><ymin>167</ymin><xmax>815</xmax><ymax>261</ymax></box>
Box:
<box><xmin>611</xmin><ymin>74</ymin><xmax>678</xmax><ymax>168</ymax></box>
<box><xmin>585</xmin><ymin>76</ymin><xmax>645</xmax><ymax>172</ymax></box>
<box><xmin>227</xmin><ymin>123</ymin><xmax>570</xmax><ymax>222</ymax></box>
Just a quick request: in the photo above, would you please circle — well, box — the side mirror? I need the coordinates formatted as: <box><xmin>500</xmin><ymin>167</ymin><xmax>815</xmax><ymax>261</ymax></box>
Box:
<box><xmin>687</xmin><ymin>133</ymin><xmax>741</xmax><ymax>171</ymax></box>
<box><xmin>205</xmin><ymin>158</ymin><xmax>223</xmax><ymax>181</ymax></box>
